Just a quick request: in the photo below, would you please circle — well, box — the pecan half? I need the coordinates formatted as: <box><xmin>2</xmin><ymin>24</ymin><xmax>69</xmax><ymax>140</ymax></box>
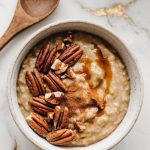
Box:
<box><xmin>46</xmin><ymin>129</ymin><xmax>76</xmax><ymax>145</ymax></box>
<box><xmin>58</xmin><ymin>45</ymin><xmax>80</xmax><ymax>61</ymax></box>
<box><xmin>26</xmin><ymin>112</ymin><xmax>49</xmax><ymax>137</ymax></box>
<box><xmin>43</xmin><ymin>71</ymin><xmax>67</xmax><ymax>92</ymax></box>
<box><xmin>35</xmin><ymin>42</ymin><xmax>58</xmax><ymax>73</ymax></box>
<box><xmin>53</xmin><ymin>106</ymin><xmax>69</xmax><ymax>130</ymax></box>
<box><xmin>25</xmin><ymin>69</ymin><xmax>45</xmax><ymax>97</ymax></box>
<box><xmin>64</xmin><ymin>49</ymin><xmax>83</xmax><ymax>66</ymax></box>
<box><xmin>35</xmin><ymin>43</ymin><xmax>50</xmax><ymax>71</ymax></box>
<box><xmin>45</xmin><ymin>92</ymin><xmax>65</xmax><ymax>105</ymax></box>
<box><xmin>32</xmin><ymin>107</ymin><xmax>48</xmax><ymax>116</ymax></box>
<box><xmin>29</xmin><ymin>96</ymin><xmax>54</xmax><ymax>115</ymax></box>
<box><xmin>42</xmin><ymin>48</ymin><xmax>57</xmax><ymax>73</ymax></box>
<box><xmin>31</xmin><ymin>112</ymin><xmax>49</xmax><ymax>130</ymax></box>
<box><xmin>58</xmin><ymin>44</ymin><xmax>83</xmax><ymax>67</ymax></box>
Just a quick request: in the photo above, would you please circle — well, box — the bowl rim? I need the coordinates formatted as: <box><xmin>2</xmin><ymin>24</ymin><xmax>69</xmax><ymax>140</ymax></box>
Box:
<box><xmin>7</xmin><ymin>20</ymin><xmax>144</xmax><ymax>150</ymax></box>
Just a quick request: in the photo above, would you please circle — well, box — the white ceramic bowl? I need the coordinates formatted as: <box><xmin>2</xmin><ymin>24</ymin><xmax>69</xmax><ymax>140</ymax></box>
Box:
<box><xmin>8</xmin><ymin>21</ymin><xmax>143</xmax><ymax>150</ymax></box>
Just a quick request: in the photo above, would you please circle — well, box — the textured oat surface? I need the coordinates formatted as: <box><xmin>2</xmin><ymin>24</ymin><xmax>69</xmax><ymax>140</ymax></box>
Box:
<box><xmin>17</xmin><ymin>32</ymin><xmax>130</xmax><ymax>146</ymax></box>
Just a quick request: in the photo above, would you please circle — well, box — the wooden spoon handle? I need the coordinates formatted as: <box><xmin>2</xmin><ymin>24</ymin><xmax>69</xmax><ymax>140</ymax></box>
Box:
<box><xmin>0</xmin><ymin>1</ymin><xmax>32</xmax><ymax>50</ymax></box>
<box><xmin>0</xmin><ymin>18</ymin><xmax>26</xmax><ymax>50</ymax></box>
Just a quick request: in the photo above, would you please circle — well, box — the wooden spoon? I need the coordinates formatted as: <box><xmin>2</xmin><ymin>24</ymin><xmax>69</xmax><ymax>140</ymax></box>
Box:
<box><xmin>0</xmin><ymin>0</ymin><xmax>60</xmax><ymax>50</ymax></box>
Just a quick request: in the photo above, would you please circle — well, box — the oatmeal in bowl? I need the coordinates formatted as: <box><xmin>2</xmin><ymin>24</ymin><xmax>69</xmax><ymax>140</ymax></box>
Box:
<box><xmin>8</xmin><ymin>21</ymin><xmax>143</xmax><ymax>150</ymax></box>
<box><xmin>17</xmin><ymin>31</ymin><xmax>130</xmax><ymax>146</ymax></box>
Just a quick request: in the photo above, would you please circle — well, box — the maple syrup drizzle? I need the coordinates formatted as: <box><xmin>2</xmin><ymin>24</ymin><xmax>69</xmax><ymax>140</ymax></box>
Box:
<box><xmin>72</xmin><ymin>42</ymin><xmax>112</xmax><ymax>118</ymax></box>
<box><xmin>75</xmin><ymin>43</ymin><xmax>112</xmax><ymax>96</ymax></box>
<box><xmin>94</xmin><ymin>43</ymin><xmax>112</xmax><ymax>95</ymax></box>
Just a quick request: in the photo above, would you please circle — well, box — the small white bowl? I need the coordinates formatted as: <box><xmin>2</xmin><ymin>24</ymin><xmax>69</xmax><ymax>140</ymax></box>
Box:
<box><xmin>8</xmin><ymin>21</ymin><xmax>143</xmax><ymax>150</ymax></box>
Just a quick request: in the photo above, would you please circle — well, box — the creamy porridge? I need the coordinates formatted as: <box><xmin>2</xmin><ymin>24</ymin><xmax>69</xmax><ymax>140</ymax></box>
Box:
<box><xmin>17</xmin><ymin>31</ymin><xmax>130</xmax><ymax>146</ymax></box>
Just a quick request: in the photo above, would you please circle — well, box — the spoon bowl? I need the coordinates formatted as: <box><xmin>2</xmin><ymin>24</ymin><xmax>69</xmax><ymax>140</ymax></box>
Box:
<box><xmin>20</xmin><ymin>0</ymin><xmax>59</xmax><ymax>17</ymax></box>
<box><xmin>0</xmin><ymin>0</ymin><xmax>60</xmax><ymax>50</ymax></box>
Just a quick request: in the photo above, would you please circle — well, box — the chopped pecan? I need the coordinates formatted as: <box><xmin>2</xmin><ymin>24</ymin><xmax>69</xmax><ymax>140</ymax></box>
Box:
<box><xmin>29</xmin><ymin>96</ymin><xmax>54</xmax><ymax>114</ymax></box>
<box><xmin>74</xmin><ymin>121</ymin><xmax>86</xmax><ymax>133</ymax></box>
<box><xmin>51</xmin><ymin>59</ymin><xmax>68</xmax><ymax>74</ymax></box>
<box><xmin>46</xmin><ymin>129</ymin><xmax>76</xmax><ymax>145</ymax></box>
<box><xmin>46</xmin><ymin>91</ymin><xmax>65</xmax><ymax>100</ymax></box>
<box><xmin>65</xmin><ymin>68</ymin><xmax>76</xmax><ymax>79</ymax></box>
<box><xmin>45</xmin><ymin>92</ymin><xmax>65</xmax><ymax>105</ymax></box>
<box><xmin>25</xmin><ymin>69</ymin><xmax>45</xmax><ymax>97</ymax></box>
<box><xmin>53</xmin><ymin>106</ymin><xmax>69</xmax><ymax>130</ymax></box>
<box><xmin>47</xmin><ymin>111</ymin><xmax>54</xmax><ymax>123</ymax></box>
<box><xmin>43</xmin><ymin>71</ymin><xmax>67</xmax><ymax>92</ymax></box>
<box><xmin>55</xmin><ymin>40</ymin><xmax>66</xmax><ymax>51</ymax></box>
<box><xmin>63</xmin><ymin>31</ymin><xmax>73</xmax><ymax>44</ymax></box>
<box><xmin>26</xmin><ymin>112</ymin><xmax>49</xmax><ymax>137</ymax></box>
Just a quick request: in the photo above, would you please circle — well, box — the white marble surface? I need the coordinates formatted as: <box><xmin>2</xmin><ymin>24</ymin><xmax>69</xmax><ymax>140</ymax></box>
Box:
<box><xmin>0</xmin><ymin>0</ymin><xmax>150</xmax><ymax>149</ymax></box>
